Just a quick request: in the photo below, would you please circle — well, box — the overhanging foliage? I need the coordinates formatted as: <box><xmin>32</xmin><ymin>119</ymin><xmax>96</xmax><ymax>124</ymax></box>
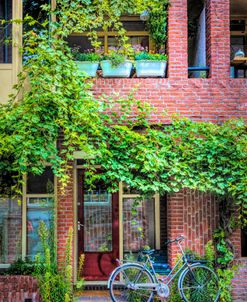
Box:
<box><xmin>0</xmin><ymin>2</ymin><xmax>246</xmax><ymax>226</ymax></box>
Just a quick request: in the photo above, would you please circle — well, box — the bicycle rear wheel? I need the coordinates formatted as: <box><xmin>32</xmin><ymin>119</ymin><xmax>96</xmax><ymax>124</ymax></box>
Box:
<box><xmin>179</xmin><ymin>264</ymin><xmax>220</xmax><ymax>302</ymax></box>
<box><xmin>109</xmin><ymin>263</ymin><xmax>155</xmax><ymax>302</ymax></box>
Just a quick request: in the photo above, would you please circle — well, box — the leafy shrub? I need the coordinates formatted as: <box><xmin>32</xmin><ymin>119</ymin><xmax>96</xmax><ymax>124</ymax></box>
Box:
<box><xmin>135</xmin><ymin>51</ymin><xmax>167</xmax><ymax>61</ymax></box>
<box><xmin>1</xmin><ymin>258</ymin><xmax>36</xmax><ymax>275</ymax></box>
<box><xmin>101</xmin><ymin>51</ymin><xmax>126</xmax><ymax>66</ymax></box>
<box><xmin>73</xmin><ymin>52</ymin><xmax>101</xmax><ymax>62</ymax></box>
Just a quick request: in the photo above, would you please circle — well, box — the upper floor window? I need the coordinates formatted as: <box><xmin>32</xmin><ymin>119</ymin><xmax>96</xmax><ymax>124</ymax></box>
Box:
<box><xmin>0</xmin><ymin>0</ymin><xmax>12</xmax><ymax>63</ymax></box>
<box><xmin>67</xmin><ymin>17</ymin><xmax>151</xmax><ymax>54</ymax></box>
<box><xmin>230</xmin><ymin>0</ymin><xmax>247</xmax><ymax>78</ymax></box>
<box><xmin>23</xmin><ymin>0</ymin><xmax>51</xmax><ymax>33</ymax></box>
<box><xmin>188</xmin><ymin>0</ymin><xmax>208</xmax><ymax>78</ymax></box>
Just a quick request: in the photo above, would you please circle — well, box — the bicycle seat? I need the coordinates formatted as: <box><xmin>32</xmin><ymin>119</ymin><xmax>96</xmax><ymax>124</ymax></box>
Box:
<box><xmin>142</xmin><ymin>249</ymin><xmax>155</xmax><ymax>255</ymax></box>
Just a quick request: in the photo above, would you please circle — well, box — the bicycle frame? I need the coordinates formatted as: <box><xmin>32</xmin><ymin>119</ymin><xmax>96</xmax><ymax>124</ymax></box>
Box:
<box><xmin>108</xmin><ymin>241</ymin><xmax>200</xmax><ymax>291</ymax></box>
<box><xmin>147</xmin><ymin>240</ymin><xmax>200</xmax><ymax>286</ymax></box>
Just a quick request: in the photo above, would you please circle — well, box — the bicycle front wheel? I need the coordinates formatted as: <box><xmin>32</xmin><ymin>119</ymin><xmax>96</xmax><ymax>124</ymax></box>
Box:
<box><xmin>109</xmin><ymin>263</ymin><xmax>155</xmax><ymax>302</ymax></box>
<box><xmin>179</xmin><ymin>264</ymin><xmax>220</xmax><ymax>302</ymax></box>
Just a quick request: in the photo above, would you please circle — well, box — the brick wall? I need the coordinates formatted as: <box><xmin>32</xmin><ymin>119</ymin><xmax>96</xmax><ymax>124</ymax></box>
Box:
<box><xmin>93</xmin><ymin>78</ymin><xmax>247</xmax><ymax>123</ymax></box>
<box><xmin>167</xmin><ymin>189</ymin><xmax>219</xmax><ymax>265</ymax></box>
<box><xmin>166</xmin><ymin>190</ymin><xmax>247</xmax><ymax>301</ymax></box>
<box><xmin>230</xmin><ymin>229</ymin><xmax>247</xmax><ymax>301</ymax></box>
<box><xmin>56</xmin><ymin>164</ymin><xmax>75</xmax><ymax>270</ymax></box>
<box><xmin>0</xmin><ymin>276</ymin><xmax>40</xmax><ymax>302</ymax></box>
<box><xmin>92</xmin><ymin>0</ymin><xmax>246</xmax><ymax>123</ymax></box>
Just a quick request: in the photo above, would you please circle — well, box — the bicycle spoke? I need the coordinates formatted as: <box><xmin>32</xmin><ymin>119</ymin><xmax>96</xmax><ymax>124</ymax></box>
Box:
<box><xmin>180</xmin><ymin>265</ymin><xmax>220</xmax><ymax>302</ymax></box>
<box><xmin>110</xmin><ymin>264</ymin><xmax>154</xmax><ymax>302</ymax></box>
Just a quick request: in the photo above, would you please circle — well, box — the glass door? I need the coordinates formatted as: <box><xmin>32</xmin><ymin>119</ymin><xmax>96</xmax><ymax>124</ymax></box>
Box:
<box><xmin>77</xmin><ymin>170</ymin><xmax>119</xmax><ymax>280</ymax></box>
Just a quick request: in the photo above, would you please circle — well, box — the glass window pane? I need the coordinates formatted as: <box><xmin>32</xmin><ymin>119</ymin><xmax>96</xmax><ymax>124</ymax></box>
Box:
<box><xmin>123</xmin><ymin>198</ymin><xmax>155</xmax><ymax>253</ymax></box>
<box><xmin>83</xmin><ymin>181</ymin><xmax>112</xmax><ymax>252</ymax></box>
<box><xmin>27</xmin><ymin>167</ymin><xmax>54</xmax><ymax>194</ymax></box>
<box><xmin>67</xmin><ymin>36</ymin><xmax>105</xmax><ymax>53</ymax></box>
<box><xmin>230</xmin><ymin>36</ymin><xmax>245</xmax><ymax>59</ymax></box>
<box><xmin>27</xmin><ymin>197</ymin><xmax>54</xmax><ymax>259</ymax></box>
<box><xmin>108</xmin><ymin>36</ymin><xmax>149</xmax><ymax>50</ymax></box>
<box><xmin>122</xmin><ymin>21</ymin><xmax>147</xmax><ymax>31</ymax></box>
<box><xmin>0</xmin><ymin>198</ymin><xmax>22</xmax><ymax>263</ymax></box>
<box><xmin>0</xmin><ymin>0</ymin><xmax>12</xmax><ymax>63</ymax></box>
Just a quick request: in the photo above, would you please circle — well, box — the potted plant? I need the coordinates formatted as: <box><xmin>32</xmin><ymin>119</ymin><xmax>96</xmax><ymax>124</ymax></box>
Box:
<box><xmin>72</xmin><ymin>48</ymin><xmax>100</xmax><ymax>77</ymax></box>
<box><xmin>100</xmin><ymin>48</ymin><xmax>133</xmax><ymax>78</ymax></box>
<box><xmin>134</xmin><ymin>50</ymin><xmax>168</xmax><ymax>78</ymax></box>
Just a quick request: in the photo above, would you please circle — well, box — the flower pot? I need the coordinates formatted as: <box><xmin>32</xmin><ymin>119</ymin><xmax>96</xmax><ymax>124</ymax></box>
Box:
<box><xmin>100</xmin><ymin>60</ymin><xmax>133</xmax><ymax>78</ymax></box>
<box><xmin>76</xmin><ymin>61</ymin><xmax>99</xmax><ymax>77</ymax></box>
<box><xmin>135</xmin><ymin>60</ymin><xmax>167</xmax><ymax>77</ymax></box>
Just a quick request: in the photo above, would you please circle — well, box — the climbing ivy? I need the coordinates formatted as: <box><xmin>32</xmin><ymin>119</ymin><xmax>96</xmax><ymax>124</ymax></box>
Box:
<box><xmin>0</xmin><ymin>2</ymin><xmax>246</xmax><ymax>227</ymax></box>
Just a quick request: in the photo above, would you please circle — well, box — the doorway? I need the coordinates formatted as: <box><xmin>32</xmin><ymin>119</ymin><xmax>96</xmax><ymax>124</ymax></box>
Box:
<box><xmin>77</xmin><ymin>170</ymin><xmax>119</xmax><ymax>281</ymax></box>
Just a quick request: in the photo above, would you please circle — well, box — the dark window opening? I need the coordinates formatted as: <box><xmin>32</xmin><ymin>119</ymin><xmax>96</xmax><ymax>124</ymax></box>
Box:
<box><xmin>230</xmin><ymin>20</ymin><xmax>245</xmax><ymax>32</ymax></box>
<box><xmin>27</xmin><ymin>166</ymin><xmax>54</xmax><ymax>194</ymax></box>
<box><xmin>0</xmin><ymin>0</ymin><xmax>12</xmax><ymax>63</ymax></box>
<box><xmin>23</xmin><ymin>0</ymin><xmax>51</xmax><ymax>33</ymax></box>
<box><xmin>242</xmin><ymin>228</ymin><xmax>247</xmax><ymax>257</ymax></box>
<box><xmin>188</xmin><ymin>0</ymin><xmax>208</xmax><ymax>78</ymax></box>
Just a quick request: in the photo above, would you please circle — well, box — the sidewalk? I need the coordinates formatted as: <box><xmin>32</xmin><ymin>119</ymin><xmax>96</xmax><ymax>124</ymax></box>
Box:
<box><xmin>74</xmin><ymin>290</ymin><xmax>112</xmax><ymax>302</ymax></box>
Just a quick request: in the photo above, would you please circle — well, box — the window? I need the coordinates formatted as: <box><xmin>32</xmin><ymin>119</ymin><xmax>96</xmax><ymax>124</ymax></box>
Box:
<box><xmin>188</xmin><ymin>0</ymin><xmax>208</xmax><ymax>78</ymax></box>
<box><xmin>26</xmin><ymin>167</ymin><xmax>54</xmax><ymax>259</ymax></box>
<box><xmin>0</xmin><ymin>171</ymin><xmax>21</xmax><ymax>264</ymax></box>
<box><xmin>230</xmin><ymin>0</ymin><xmax>247</xmax><ymax>78</ymax></box>
<box><xmin>242</xmin><ymin>228</ymin><xmax>247</xmax><ymax>257</ymax></box>
<box><xmin>83</xmin><ymin>180</ymin><xmax>113</xmax><ymax>252</ymax></box>
<box><xmin>67</xmin><ymin>17</ymin><xmax>151</xmax><ymax>53</ymax></box>
<box><xmin>0</xmin><ymin>0</ymin><xmax>12</xmax><ymax>63</ymax></box>
<box><xmin>123</xmin><ymin>197</ymin><xmax>155</xmax><ymax>254</ymax></box>
<box><xmin>23</xmin><ymin>0</ymin><xmax>51</xmax><ymax>33</ymax></box>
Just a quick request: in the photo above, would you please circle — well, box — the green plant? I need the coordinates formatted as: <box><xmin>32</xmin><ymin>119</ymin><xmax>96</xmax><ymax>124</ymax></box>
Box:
<box><xmin>74</xmin><ymin>253</ymin><xmax>85</xmax><ymax>291</ymax></box>
<box><xmin>71</xmin><ymin>48</ymin><xmax>101</xmax><ymax>62</ymax></box>
<box><xmin>102</xmin><ymin>49</ymin><xmax>128</xmax><ymax>66</ymax></box>
<box><xmin>2</xmin><ymin>258</ymin><xmax>36</xmax><ymax>275</ymax></box>
<box><xmin>35</xmin><ymin>222</ymin><xmax>73</xmax><ymax>302</ymax></box>
<box><xmin>135</xmin><ymin>51</ymin><xmax>168</xmax><ymax>61</ymax></box>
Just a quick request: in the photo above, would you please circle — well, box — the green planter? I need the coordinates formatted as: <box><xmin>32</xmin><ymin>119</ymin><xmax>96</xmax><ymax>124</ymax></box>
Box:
<box><xmin>136</xmin><ymin>60</ymin><xmax>167</xmax><ymax>77</ymax></box>
<box><xmin>101</xmin><ymin>60</ymin><xmax>133</xmax><ymax>78</ymax></box>
<box><xmin>76</xmin><ymin>61</ymin><xmax>99</xmax><ymax>77</ymax></box>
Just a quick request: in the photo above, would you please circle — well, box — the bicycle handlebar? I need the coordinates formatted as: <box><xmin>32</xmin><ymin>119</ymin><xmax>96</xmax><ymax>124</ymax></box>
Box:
<box><xmin>165</xmin><ymin>235</ymin><xmax>185</xmax><ymax>245</ymax></box>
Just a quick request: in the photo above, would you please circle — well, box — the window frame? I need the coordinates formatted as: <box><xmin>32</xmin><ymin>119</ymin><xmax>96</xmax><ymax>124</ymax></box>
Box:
<box><xmin>22</xmin><ymin>170</ymin><xmax>56</xmax><ymax>260</ymax></box>
<box><xmin>69</xmin><ymin>15</ymin><xmax>154</xmax><ymax>53</ymax></box>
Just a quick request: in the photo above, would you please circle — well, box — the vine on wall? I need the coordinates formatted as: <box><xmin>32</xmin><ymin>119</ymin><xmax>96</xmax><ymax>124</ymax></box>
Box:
<box><xmin>0</xmin><ymin>2</ymin><xmax>246</xmax><ymax>228</ymax></box>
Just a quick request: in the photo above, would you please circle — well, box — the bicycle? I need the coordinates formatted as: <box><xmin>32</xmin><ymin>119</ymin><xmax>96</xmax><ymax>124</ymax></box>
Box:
<box><xmin>108</xmin><ymin>235</ymin><xmax>220</xmax><ymax>302</ymax></box>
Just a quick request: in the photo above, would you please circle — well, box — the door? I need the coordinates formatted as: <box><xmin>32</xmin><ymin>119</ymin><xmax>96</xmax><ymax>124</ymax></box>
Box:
<box><xmin>77</xmin><ymin>170</ymin><xmax>119</xmax><ymax>281</ymax></box>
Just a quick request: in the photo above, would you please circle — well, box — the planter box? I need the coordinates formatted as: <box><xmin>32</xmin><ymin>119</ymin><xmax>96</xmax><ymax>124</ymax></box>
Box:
<box><xmin>76</xmin><ymin>61</ymin><xmax>99</xmax><ymax>77</ymax></box>
<box><xmin>100</xmin><ymin>60</ymin><xmax>132</xmax><ymax>78</ymax></box>
<box><xmin>136</xmin><ymin>60</ymin><xmax>167</xmax><ymax>77</ymax></box>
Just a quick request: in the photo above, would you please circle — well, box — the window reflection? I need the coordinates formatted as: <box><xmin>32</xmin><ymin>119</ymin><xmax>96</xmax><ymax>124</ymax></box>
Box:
<box><xmin>83</xmin><ymin>180</ymin><xmax>112</xmax><ymax>252</ymax></box>
<box><xmin>123</xmin><ymin>198</ymin><xmax>155</xmax><ymax>254</ymax></box>
<box><xmin>0</xmin><ymin>198</ymin><xmax>22</xmax><ymax>263</ymax></box>
<box><xmin>27</xmin><ymin>197</ymin><xmax>54</xmax><ymax>259</ymax></box>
